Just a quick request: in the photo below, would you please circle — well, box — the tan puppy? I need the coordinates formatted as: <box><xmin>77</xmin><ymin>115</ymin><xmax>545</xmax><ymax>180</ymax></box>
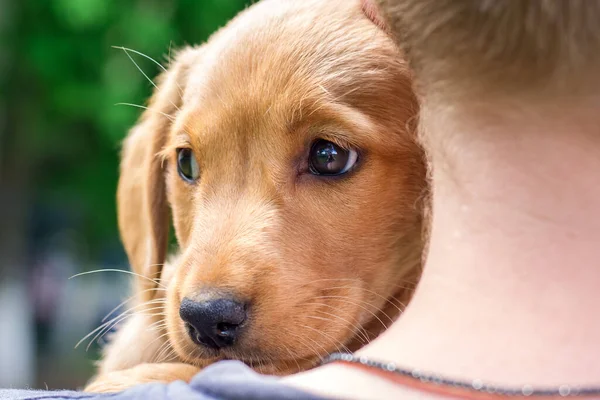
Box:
<box><xmin>86</xmin><ymin>0</ymin><xmax>425</xmax><ymax>392</ymax></box>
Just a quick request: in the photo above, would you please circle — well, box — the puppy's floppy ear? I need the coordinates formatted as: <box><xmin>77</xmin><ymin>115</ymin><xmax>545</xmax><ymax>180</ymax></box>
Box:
<box><xmin>117</xmin><ymin>47</ymin><xmax>197</xmax><ymax>302</ymax></box>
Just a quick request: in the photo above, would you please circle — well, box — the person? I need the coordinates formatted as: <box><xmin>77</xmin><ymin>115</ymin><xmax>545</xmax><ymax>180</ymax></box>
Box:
<box><xmin>284</xmin><ymin>0</ymin><xmax>600</xmax><ymax>398</ymax></box>
<box><xmin>3</xmin><ymin>0</ymin><xmax>600</xmax><ymax>398</ymax></box>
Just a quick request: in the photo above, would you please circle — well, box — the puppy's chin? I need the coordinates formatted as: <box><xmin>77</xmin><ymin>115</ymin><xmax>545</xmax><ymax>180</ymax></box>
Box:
<box><xmin>162</xmin><ymin>276</ymin><xmax>386</xmax><ymax>374</ymax></box>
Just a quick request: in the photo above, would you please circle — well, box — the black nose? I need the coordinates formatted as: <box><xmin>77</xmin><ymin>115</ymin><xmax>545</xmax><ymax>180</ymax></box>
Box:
<box><xmin>179</xmin><ymin>297</ymin><xmax>247</xmax><ymax>349</ymax></box>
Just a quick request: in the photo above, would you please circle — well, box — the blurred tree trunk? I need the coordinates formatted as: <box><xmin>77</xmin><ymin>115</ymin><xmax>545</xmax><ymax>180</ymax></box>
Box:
<box><xmin>0</xmin><ymin>0</ymin><xmax>35</xmax><ymax>388</ymax></box>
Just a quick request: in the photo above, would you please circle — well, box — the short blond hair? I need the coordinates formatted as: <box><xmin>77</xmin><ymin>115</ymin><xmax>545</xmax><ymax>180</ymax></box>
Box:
<box><xmin>378</xmin><ymin>0</ymin><xmax>600</xmax><ymax>99</ymax></box>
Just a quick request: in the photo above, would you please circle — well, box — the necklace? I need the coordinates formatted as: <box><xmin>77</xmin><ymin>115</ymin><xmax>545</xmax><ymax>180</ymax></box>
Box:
<box><xmin>321</xmin><ymin>353</ymin><xmax>600</xmax><ymax>398</ymax></box>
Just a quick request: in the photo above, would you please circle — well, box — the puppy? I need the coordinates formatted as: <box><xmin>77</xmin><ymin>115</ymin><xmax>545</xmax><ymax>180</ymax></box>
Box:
<box><xmin>86</xmin><ymin>0</ymin><xmax>425</xmax><ymax>392</ymax></box>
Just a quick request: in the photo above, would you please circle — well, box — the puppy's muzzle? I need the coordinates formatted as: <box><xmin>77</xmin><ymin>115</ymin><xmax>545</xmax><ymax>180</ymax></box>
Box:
<box><xmin>179</xmin><ymin>297</ymin><xmax>248</xmax><ymax>349</ymax></box>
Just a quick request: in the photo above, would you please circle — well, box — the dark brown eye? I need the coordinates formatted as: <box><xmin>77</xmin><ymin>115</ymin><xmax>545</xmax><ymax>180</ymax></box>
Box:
<box><xmin>177</xmin><ymin>148</ymin><xmax>200</xmax><ymax>183</ymax></box>
<box><xmin>308</xmin><ymin>139</ymin><xmax>358</xmax><ymax>176</ymax></box>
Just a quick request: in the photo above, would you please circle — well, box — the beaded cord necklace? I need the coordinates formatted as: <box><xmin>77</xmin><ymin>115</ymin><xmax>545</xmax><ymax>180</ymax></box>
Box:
<box><xmin>321</xmin><ymin>353</ymin><xmax>600</xmax><ymax>399</ymax></box>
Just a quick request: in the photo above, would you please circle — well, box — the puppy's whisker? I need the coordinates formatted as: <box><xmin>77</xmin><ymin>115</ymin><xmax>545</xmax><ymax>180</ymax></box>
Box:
<box><xmin>101</xmin><ymin>287</ymin><xmax>167</xmax><ymax>323</ymax></box>
<box><xmin>157</xmin><ymin>342</ymin><xmax>177</xmax><ymax>363</ymax></box>
<box><xmin>144</xmin><ymin>330</ymin><xmax>172</xmax><ymax>358</ymax></box>
<box><xmin>299</xmin><ymin>324</ymin><xmax>350</xmax><ymax>354</ymax></box>
<box><xmin>321</xmin><ymin>317</ymin><xmax>369</xmax><ymax>344</ymax></box>
<box><xmin>106</xmin><ymin>302</ymin><xmax>166</xmax><ymax>324</ymax></box>
<box><xmin>77</xmin><ymin>303</ymin><xmax>166</xmax><ymax>350</ymax></box>
<box><xmin>163</xmin><ymin>351</ymin><xmax>179</xmax><ymax>364</ymax></box>
<box><xmin>77</xmin><ymin>314</ymin><xmax>131</xmax><ymax>350</ymax></box>
<box><xmin>281</xmin><ymin>343</ymin><xmax>302</xmax><ymax>372</ymax></box>
<box><xmin>86</xmin><ymin>316</ymin><xmax>130</xmax><ymax>351</ymax></box>
<box><xmin>116</xmin><ymin>46</ymin><xmax>182</xmax><ymax>113</ymax></box>
<box><xmin>92</xmin><ymin>307</ymin><xmax>167</xmax><ymax>351</ymax></box>
<box><xmin>69</xmin><ymin>269</ymin><xmax>166</xmax><ymax>288</ymax></box>
<box><xmin>113</xmin><ymin>46</ymin><xmax>168</xmax><ymax>74</ymax></box>
<box><xmin>284</xmin><ymin>329</ymin><xmax>329</xmax><ymax>362</ymax></box>
<box><xmin>303</xmin><ymin>277</ymin><xmax>418</xmax><ymax>288</ymax></box>
<box><xmin>167</xmin><ymin>41</ymin><xmax>174</xmax><ymax>67</ymax></box>
<box><xmin>96</xmin><ymin>314</ymin><xmax>153</xmax><ymax>349</ymax></box>
<box><xmin>153</xmin><ymin>343</ymin><xmax>169</xmax><ymax>363</ymax></box>
<box><xmin>325</xmin><ymin>285</ymin><xmax>406</xmax><ymax>313</ymax></box>
<box><xmin>158</xmin><ymin>327</ymin><xmax>189</xmax><ymax>361</ymax></box>
<box><xmin>302</xmin><ymin>302</ymin><xmax>371</xmax><ymax>344</ymax></box>
<box><xmin>312</xmin><ymin>294</ymin><xmax>381</xmax><ymax>313</ymax></box>
<box><xmin>109</xmin><ymin>299</ymin><xmax>166</xmax><ymax>319</ymax></box>
<box><xmin>147</xmin><ymin>319</ymin><xmax>168</xmax><ymax>331</ymax></box>
<box><xmin>144</xmin><ymin>262</ymin><xmax>170</xmax><ymax>272</ymax></box>
<box><xmin>80</xmin><ymin>310</ymin><xmax>142</xmax><ymax>352</ymax></box>
<box><xmin>322</xmin><ymin>281</ymin><xmax>409</xmax><ymax>311</ymax></box>
<box><xmin>116</xmin><ymin>43</ymin><xmax>185</xmax><ymax>103</ymax></box>
<box><xmin>305</xmin><ymin>314</ymin><xmax>368</xmax><ymax>345</ymax></box>
<box><xmin>154</xmin><ymin>337</ymin><xmax>175</xmax><ymax>363</ymax></box>
<box><xmin>115</xmin><ymin>103</ymin><xmax>175</xmax><ymax>122</ymax></box>
<box><xmin>313</xmin><ymin>295</ymin><xmax>390</xmax><ymax>329</ymax></box>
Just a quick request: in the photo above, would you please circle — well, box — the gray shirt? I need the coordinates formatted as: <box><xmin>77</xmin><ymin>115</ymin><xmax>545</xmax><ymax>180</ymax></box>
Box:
<box><xmin>0</xmin><ymin>361</ymin><xmax>331</xmax><ymax>400</ymax></box>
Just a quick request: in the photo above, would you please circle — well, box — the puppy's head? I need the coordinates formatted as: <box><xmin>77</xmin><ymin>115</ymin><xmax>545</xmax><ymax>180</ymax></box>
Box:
<box><xmin>118</xmin><ymin>0</ymin><xmax>424</xmax><ymax>374</ymax></box>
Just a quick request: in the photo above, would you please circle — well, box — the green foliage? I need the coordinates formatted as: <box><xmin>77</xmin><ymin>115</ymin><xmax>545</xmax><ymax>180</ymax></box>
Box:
<box><xmin>10</xmin><ymin>0</ymin><xmax>248</xmax><ymax>256</ymax></box>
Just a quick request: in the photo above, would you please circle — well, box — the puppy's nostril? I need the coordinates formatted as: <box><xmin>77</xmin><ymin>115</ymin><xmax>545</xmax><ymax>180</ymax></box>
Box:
<box><xmin>185</xmin><ymin>322</ymin><xmax>218</xmax><ymax>348</ymax></box>
<box><xmin>185</xmin><ymin>323</ymin><xmax>200</xmax><ymax>342</ymax></box>
<box><xmin>186</xmin><ymin>322</ymin><xmax>195</xmax><ymax>337</ymax></box>
<box><xmin>216</xmin><ymin>322</ymin><xmax>237</xmax><ymax>336</ymax></box>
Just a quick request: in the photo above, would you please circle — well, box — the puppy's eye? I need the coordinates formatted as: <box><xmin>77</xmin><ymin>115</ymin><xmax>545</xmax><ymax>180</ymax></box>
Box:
<box><xmin>176</xmin><ymin>148</ymin><xmax>200</xmax><ymax>183</ymax></box>
<box><xmin>308</xmin><ymin>139</ymin><xmax>358</xmax><ymax>176</ymax></box>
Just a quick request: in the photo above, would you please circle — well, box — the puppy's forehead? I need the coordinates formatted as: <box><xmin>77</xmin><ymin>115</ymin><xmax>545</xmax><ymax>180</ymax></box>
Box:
<box><xmin>183</xmin><ymin>0</ymin><xmax>400</xmax><ymax>109</ymax></box>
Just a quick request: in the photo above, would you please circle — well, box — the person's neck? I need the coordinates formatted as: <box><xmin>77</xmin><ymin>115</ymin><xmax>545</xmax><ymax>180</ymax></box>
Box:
<box><xmin>361</xmin><ymin>97</ymin><xmax>600</xmax><ymax>386</ymax></box>
<box><xmin>285</xmin><ymin>98</ymin><xmax>600</xmax><ymax>399</ymax></box>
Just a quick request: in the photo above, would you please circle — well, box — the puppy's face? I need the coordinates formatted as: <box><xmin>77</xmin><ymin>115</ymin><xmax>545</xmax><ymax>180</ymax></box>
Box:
<box><xmin>119</xmin><ymin>0</ymin><xmax>424</xmax><ymax>374</ymax></box>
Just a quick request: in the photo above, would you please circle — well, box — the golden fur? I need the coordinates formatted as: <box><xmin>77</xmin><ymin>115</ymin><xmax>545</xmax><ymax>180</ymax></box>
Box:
<box><xmin>86</xmin><ymin>0</ymin><xmax>425</xmax><ymax>392</ymax></box>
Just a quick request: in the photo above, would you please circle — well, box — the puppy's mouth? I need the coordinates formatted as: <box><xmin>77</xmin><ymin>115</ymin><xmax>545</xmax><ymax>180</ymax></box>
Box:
<box><xmin>179</xmin><ymin>328</ymin><xmax>324</xmax><ymax>373</ymax></box>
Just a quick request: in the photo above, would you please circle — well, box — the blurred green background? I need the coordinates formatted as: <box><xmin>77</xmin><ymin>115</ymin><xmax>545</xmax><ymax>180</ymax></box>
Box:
<box><xmin>0</xmin><ymin>0</ymin><xmax>247</xmax><ymax>390</ymax></box>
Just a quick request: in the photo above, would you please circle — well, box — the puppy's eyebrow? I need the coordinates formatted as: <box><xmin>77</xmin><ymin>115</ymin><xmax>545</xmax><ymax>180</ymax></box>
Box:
<box><xmin>157</xmin><ymin>133</ymin><xmax>192</xmax><ymax>163</ymax></box>
<box><xmin>289</xmin><ymin>100</ymin><xmax>379</xmax><ymax>148</ymax></box>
